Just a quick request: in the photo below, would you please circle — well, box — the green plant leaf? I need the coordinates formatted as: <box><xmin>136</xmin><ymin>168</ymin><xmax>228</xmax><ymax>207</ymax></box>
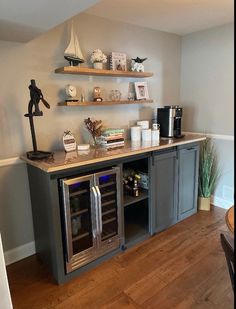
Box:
<box><xmin>198</xmin><ymin>138</ymin><xmax>220</xmax><ymax>198</ymax></box>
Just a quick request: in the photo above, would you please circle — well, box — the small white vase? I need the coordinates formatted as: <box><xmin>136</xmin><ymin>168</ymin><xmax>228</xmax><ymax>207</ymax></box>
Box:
<box><xmin>93</xmin><ymin>62</ymin><xmax>103</xmax><ymax>70</ymax></box>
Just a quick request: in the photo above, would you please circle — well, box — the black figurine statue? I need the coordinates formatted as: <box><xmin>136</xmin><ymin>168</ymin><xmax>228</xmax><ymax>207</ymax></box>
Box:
<box><xmin>131</xmin><ymin>57</ymin><xmax>147</xmax><ymax>63</ymax></box>
<box><xmin>131</xmin><ymin>57</ymin><xmax>147</xmax><ymax>72</ymax></box>
<box><xmin>24</xmin><ymin>80</ymin><xmax>53</xmax><ymax>160</ymax></box>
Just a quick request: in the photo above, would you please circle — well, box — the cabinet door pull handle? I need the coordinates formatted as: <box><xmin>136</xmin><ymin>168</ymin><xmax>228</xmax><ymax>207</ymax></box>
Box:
<box><xmin>92</xmin><ymin>186</ymin><xmax>99</xmax><ymax>237</ymax></box>
<box><xmin>95</xmin><ymin>186</ymin><xmax>103</xmax><ymax>235</ymax></box>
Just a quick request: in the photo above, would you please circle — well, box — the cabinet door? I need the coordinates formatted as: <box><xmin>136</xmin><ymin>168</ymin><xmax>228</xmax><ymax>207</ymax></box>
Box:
<box><xmin>61</xmin><ymin>175</ymin><xmax>97</xmax><ymax>273</ymax></box>
<box><xmin>94</xmin><ymin>167</ymin><xmax>121</xmax><ymax>255</ymax></box>
<box><xmin>152</xmin><ymin>150</ymin><xmax>178</xmax><ymax>233</ymax></box>
<box><xmin>177</xmin><ymin>145</ymin><xmax>199</xmax><ymax>221</ymax></box>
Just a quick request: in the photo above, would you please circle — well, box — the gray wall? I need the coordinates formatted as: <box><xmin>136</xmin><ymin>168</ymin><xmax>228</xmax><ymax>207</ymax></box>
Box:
<box><xmin>0</xmin><ymin>13</ymin><xmax>181</xmax><ymax>253</ymax></box>
<box><xmin>180</xmin><ymin>23</ymin><xmax>234</xmax><ymax>207</ymax></box>
<box><xmin>0</xmin><ymin>163</ymin><xmax>34</xmax><ymax>252</ymax></box>
<box><xmin>212</xmin><ymin>138</ymin><xmax>234</xmax><ymax>207</ymax></box>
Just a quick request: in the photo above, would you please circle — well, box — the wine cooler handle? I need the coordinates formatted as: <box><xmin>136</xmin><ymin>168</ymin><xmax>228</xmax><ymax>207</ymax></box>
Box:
<box><xmin>95</xmin><ymin>186</ymin><xmax>103</xmax><ymax>235</ymax></box>
<box><xmin>91</xmin><ymin>186</ymin><xmax>99</xmax><ymax>238</ymax></box>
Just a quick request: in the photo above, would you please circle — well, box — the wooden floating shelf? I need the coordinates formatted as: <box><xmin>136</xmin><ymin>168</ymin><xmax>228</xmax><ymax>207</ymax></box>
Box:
<box><xmin>55</xmin><ymin>66</ymin><xmax>153</xmax><ymax>78</ymax></box>
<box><xmin>58</xmin><ymin>99</ymin><xmax>154</xmax><ymax>106</ymax></box>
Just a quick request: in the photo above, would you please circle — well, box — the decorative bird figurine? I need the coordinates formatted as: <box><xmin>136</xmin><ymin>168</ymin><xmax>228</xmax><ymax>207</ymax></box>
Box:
<box><xmin>131</xmin><ymin>57</ymin><xmax>147</xmax><ymax>63</ymax></box>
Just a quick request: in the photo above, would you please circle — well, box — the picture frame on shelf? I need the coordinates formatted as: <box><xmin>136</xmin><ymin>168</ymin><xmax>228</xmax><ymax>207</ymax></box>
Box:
<box><xmin>110</xmin><ymin>52</ymin><xmax>127</xmax><ymax>71</ymax></box>
<box><xmin>134</xmin><ymin>82</ymin><xmax>149</xmax><ymax>100</ymax></box>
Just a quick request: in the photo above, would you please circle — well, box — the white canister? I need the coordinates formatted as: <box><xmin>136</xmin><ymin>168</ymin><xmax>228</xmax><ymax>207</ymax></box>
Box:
<box><xmin>137</xmin><ymin>120</ymin><xmax>149</xmax><ymax>129</ymax></box>
<box><xmin>131</xmin><ymin>126</ymin><xmax>141</xmax><ymax>142</ymax></box>
<box><xmin>131</xmin><ymin>140</ymin><xmax>141</xmax><ymax>149</ymax></box>
<box><xmin>141</xmin><ymin>129</ymin><xmax>152</xmax><ymax>142</ymax></box>
<box><xmin>151</xmin><ymin>129</ymin><xmax>160</xmax><ymax>143</ymax></box>
<box><xmin>142</xmin><ymin>140</ymin><xmax>152</xmax><ymax>147</ymax></box>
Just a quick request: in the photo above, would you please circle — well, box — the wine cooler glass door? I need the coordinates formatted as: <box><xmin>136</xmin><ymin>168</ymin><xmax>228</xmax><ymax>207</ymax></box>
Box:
<box><xmin>94</xmin><ymin>167</ymin><xmax>121</xmax><ymax>255</ymax></box>
<box><xmin>61</xmin><ymin>175</ymin><xmax>97</xmax><ymax>273</ymax></box>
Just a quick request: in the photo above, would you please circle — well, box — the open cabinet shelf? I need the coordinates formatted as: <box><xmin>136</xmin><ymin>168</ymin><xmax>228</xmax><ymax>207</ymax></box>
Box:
<box><xmin>123</xmin><ymin>189</ymin><xmax>149</xmax><ymax>207</ymax></box>
<box><xmin>55</xmin><ymin>66</ymin><xmax>153</xmax><ymax>78</ymax></box>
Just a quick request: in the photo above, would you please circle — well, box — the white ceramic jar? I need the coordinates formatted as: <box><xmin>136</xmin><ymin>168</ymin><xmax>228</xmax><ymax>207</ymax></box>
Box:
<box><xmin>141</xmin><ymin>129</ymin><xmax>152</xmax><ymax>142</ymax></box>
<box><xmin>137</xmin><ymin>120</ymin><xmax>149</xmax><ymax>129</ymax></box>
<box><xmin>131</xmin><ymin>126</ymin><xmax>141</xmax><ymax>142</ymax></box>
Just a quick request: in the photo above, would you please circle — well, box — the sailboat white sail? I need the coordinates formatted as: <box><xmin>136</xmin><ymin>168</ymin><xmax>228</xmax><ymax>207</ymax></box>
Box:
<box><xmin>64</xmin><ymin>24</ymin><xmax>85</xmax><ymax>66</ymax></box>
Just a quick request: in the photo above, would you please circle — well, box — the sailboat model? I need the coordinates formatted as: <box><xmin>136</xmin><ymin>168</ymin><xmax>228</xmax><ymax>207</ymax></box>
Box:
<box><xmin>64</xmin><ymin>25</ymin><xmax>85</xmax><ymax>66</ymax></box>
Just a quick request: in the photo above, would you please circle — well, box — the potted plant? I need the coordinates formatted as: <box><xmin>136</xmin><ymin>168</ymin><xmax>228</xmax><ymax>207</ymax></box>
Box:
<box><xmin>90</xmin><ymin>49</ymin><xmax>107</xmax><ymax>69</ymax></box>
<box><xmin>198</xmin><ymin>138</ymin><xmax>220</xmax><ymax>211</ymax></box>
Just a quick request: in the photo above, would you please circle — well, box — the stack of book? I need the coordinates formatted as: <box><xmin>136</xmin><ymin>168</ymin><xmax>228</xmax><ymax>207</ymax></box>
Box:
<box><xmin>100</xmin><ymin>128</ymin><xmax>125</xmax><ymax>149</ymax></box>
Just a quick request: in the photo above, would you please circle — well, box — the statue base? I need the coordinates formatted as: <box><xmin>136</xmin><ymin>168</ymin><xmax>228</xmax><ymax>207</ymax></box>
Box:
<box><xmin>26</xmin><ymin>150</ymin><xmax>53</xmax><ymax>160</ymax></box>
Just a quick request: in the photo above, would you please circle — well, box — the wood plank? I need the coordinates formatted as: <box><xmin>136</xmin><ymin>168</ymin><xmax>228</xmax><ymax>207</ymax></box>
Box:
<box><xmin>55</xmin><ymin>66</ymin><xmax>153</xmax><ymax>78</ymax></box>
<box><xmin>7</xmin><ymin>207</ymin><xmax>233</xmax><ymax>309</ymax></box>
<box><xmin>102</xmin><ymin>292</ymin><xmax>141</xmax><ymax>308</ymax></box>
<box><xmin>58</xmin><ymin>99</ymin><xmax>154</xmax><ymax>106</ymax></box>
<box><xmin>142</xmin><ymin>249</ymin><xmax>233</xmax><ymax>309</ymax></box>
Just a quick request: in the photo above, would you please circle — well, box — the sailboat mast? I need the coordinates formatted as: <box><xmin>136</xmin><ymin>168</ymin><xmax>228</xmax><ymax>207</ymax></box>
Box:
<box><xmin>64</xmin><ymin>21</ymin><xmax>84</xmax><ymax>66</ymax></box>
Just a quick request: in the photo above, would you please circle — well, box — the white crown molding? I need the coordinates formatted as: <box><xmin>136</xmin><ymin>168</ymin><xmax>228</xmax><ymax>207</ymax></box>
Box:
<box><xmin>4</xmin><ymin>241</ymin><xmax>35</xmax><ymax>266</ymax></box>
<box><xmin>0</xmin><ymin>157</ymin><xmax>23</xmax><ymax>168</ymax></box>
<box><xmin>183</xmin><ymin>131</ymin><xmax>234</xmax><ymax>141</ymax></box>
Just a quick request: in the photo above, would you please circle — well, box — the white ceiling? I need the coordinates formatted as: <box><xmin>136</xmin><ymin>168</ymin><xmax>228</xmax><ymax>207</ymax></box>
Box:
<box><xmin>0</xmin><ymin>0</ymin><xmax>101</xmax><ymax>42</ymax></box>
<box><xmin>0</xmin><ymin>0</ymin><xmax>234</xmax><ymax>42</ymax></box>
<box><xmin>85</xmin><ymin>0</ymin><xmax>234</xmax><ymax>35</ymax></box>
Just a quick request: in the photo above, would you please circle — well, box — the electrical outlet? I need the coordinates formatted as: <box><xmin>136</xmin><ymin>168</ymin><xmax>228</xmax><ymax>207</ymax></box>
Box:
<box><xmin>223</xmin><ymin>185</ymin><xmax>234</xmax><ymax>201</ymax></box>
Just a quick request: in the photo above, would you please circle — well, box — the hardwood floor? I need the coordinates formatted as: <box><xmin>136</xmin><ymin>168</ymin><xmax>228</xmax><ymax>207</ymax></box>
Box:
<box><xmin>7</xmin><ymin>207</ymin><xmax>234</xmax><ymax>309</ymax></box>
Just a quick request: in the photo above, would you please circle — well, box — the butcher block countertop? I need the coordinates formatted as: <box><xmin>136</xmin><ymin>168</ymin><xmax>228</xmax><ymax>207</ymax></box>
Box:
<box><xmin>21</xmin><ymin>134</ymin><xmax>206</xmax><ymax>173</ymax></box>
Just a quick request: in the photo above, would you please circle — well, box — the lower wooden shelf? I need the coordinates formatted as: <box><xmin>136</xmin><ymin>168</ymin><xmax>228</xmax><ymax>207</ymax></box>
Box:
<box><xmin>123</xmin><ymin>189</ymin><xmax>149</xmax><ymax>207</ymax></box>
<box><xmin>58</xmin><ymin>99</ymin><xmax>154</xmax><ymax>106</ymax></box>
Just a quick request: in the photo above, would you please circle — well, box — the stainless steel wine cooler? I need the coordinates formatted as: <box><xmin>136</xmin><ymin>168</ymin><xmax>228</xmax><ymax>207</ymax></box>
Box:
<box><xmin>60</xmin><ymin>167</ymin><xmax>121</xmax><ymax>273</ymax></box>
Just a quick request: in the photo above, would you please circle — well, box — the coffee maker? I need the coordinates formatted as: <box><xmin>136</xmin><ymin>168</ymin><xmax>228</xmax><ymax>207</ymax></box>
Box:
<box><xmin>157</xmin><ymin>106</ymin><xmax>183</xmax><ymax>138</ymax></box>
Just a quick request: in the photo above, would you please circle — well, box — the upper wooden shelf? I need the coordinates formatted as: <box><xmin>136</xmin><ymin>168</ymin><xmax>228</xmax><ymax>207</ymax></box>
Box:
<box><xmin>55</xmin><ymin>67</ymin><xmax>153</xmax><ymax>78</ymax></box>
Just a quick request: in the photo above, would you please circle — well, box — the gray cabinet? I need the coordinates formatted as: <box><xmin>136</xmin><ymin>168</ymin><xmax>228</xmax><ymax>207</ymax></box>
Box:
<box><xmin>152</xmin><ymin>143</ymin><xmax>200</xmax><ymax>233</ymax></box>
<box><xmin>177</xmin><ymin>144</ymin><xmax>199</xmax><ymax>221</ymax></box>
<box><xmin>26</xmin><ymin>141</ymin><xmax>200</xmax><ymax>283</ymax></box>
<box><xmin>152</xmin><ymin>149</ymin><xmax>178</xmax><ymax>233</ymax></box>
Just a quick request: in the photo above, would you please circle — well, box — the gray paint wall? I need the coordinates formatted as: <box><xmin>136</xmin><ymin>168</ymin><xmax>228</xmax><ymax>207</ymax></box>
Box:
<box><xmin>0</xmin><ymin>13</ymin><xmax>181</xmax><ymax>252</ymax></box>
<box><xmin>0</xmin><ymin>163</ymin><xmax>34</xmax><ymax>251</ymax></box>
<box><xmin>180</xmin><ymin>23</ymin><xmax>234</xmax><ymax>134</ymax></box>
<box><xmin>180</xmin><ymin>23</ymin><xmax>234</xmax><ymax>206</ymax></box>
<box><xmin>213</xmin><ymin>138</ymin><xmax>234</xmax><ymax>207</ymax></box>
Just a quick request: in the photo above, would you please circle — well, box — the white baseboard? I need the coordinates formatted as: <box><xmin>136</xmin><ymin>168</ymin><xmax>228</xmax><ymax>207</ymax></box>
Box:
<box><xmin>4</xmin><ymin>241</ymin><xmax>35</xmax><ymax>266</ymax></box>
<box><xmin>211</xmin><ymin>195</ymin><xmax>234</xmax><ymax>209</ymax></box>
